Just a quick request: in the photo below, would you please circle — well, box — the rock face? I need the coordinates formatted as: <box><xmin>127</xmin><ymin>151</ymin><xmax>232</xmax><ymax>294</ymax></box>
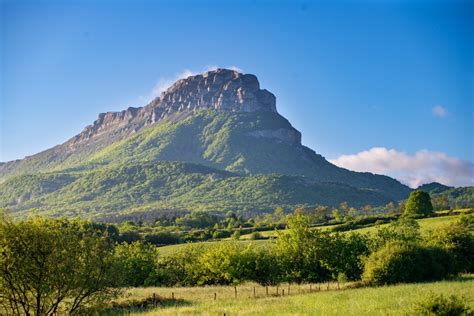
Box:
<box><xmin>150</xmin><ymin>68</ymin><xmax>276</xmax><ymax>115</ymax></box>
<box><xmin>68</xmin><ymin>69</ymin><xmax>278</xmax><ymax>150</ymax></box>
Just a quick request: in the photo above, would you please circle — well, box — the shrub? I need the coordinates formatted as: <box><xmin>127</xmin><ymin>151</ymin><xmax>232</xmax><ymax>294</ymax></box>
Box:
<box><xmin>362</xmin><ymin>242</ymin><xmax>455</xmax><ymax>285</ymax></box>
<box><xmin>144</xmin><ymin>232</ymin><xmax>181</xmax><ymax>245</ymax></box>
<box><xmin>404</xmin><ymin>190</ymin><xmax>433</xmax><ymax>218</ymax></box>
<box><xmin>425</xmin><ymin>221</ymin><xmax>474</xmax><ymax>273</ymax></box>
<box><xmin>114</xmin><ymin>241</ymin><xmax>159</xmax><ymax>286</ymax></box>
<box><xmin>413</xmin><ymin>293</ymin><xmax>472</xmax><ymax>315</ymax></box>
<box><xmin>248</xmin><ymin>231</ymin><xmax>264</xmax><ymax>240</ymax></box>
<box><xmin>369</xmin><ymin>218</ymin><xmax>421</xmax><ymax>251</ymax></box>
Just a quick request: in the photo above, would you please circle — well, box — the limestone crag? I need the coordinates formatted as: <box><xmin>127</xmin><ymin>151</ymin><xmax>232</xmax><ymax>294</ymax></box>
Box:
<box><xmin>70</xmin><ymin>69</ymin><xmax>277</xmax><ymax>149</ymax></box>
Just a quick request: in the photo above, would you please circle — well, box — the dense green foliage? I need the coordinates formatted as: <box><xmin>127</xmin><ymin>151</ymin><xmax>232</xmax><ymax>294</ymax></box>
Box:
<box><xmin>431</xmin><ymin>187</ymin><xmax>474</xmax><ymax>210</ymax></box>
<box><xmin>114</xmin><ymin>242</ymin><xmax>160</xmax><ymax>287</ymax></box>
<box><xmin>413</xmin><ymin>293</ymin><xmax>472</xmax><ymax>316</ymax></box>
<box><xmin>404</xmin><ymin>190</ymin><xmax>434</xmax><ymax>217</ymax></box>
<box><xmin>426</xmin><ymin>215</ymin><xmax>474</xmax><ymax>273</ymax></box>
<box><xmin>362</xmin><ymin>242</ymin><xmax>455</xmax><ymax>285</ymax></box>
<box><xmin>0</xmin><ymin>161</ymin><xmax>399</xmax><ymax>219</ymax></box>
<box><xmin>0</xmin><ymin>217</ymin><xmax>121</xmax><ymax>315</ymax></box>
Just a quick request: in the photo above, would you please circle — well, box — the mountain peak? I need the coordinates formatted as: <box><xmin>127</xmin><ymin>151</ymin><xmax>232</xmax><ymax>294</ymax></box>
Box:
<box><xmin>59</xmin><ymin>69</ymin><xmax>278</xmax><ymax>151</ymax></box>
<box><xmin>150</xmin><ymin>68</ymin><xmax>276</xmax><ymax>114</ymax></box>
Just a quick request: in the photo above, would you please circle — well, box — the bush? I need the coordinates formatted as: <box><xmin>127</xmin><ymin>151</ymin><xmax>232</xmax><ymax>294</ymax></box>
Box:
<box><xmin>248</xmin><ymin>231</ymin><xmax>265</xmax><ymax>240</ymax></box>
<box><xmin>425</xmin><ymin>221</ymin><xmax>474</xmax><ymax>273</ymax></box>
<box><xmin>362</xmin><ymin>242</ymin><xmax>455</xmax><ymax>285</ymax></box>
<box><xmin>413</xmin><ymin>293</ymin><xmax>472</xmax><ymax>315</ymax></box>
<box><xmin>114</xmin><ymin>241</ymin><xmax>159</xmax><ymax>286</ymax></box>
<box><xmin>144</xmin><ymin>232</ymin><xmax>181</xmax><ymax>245</ymax></box>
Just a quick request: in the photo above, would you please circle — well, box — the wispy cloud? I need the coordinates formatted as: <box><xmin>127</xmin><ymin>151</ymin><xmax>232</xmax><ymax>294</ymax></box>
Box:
<box><xmin>149</xmin><ymin>69</ymin><xmax>195</xmax><ymax>100</ymax></box>
<box><xmin>330</xmin><ymin>147</ymin><xmax>474</xmax><ymax>188</ymax></box>
<box><xmin>146</xmin><ymin>65</ymin><xmax>244</xmax><ymax>101</ymax></box>
<box><xmin>432</xmin><ymin>105</ymin><xmax>447</xmax><ymax>118</ymax></box>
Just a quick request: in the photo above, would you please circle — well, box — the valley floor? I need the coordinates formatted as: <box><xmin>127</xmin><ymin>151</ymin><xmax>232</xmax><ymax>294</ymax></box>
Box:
<box><xmin>115</xmin><ymin>275</ymin><xmax>474</xmax><ymax>315</ymax></box>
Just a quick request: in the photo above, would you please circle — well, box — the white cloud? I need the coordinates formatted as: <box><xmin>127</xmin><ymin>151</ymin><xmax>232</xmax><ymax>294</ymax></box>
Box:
<box><xmin>432</xmin><ymin>105</ymin><xmax>447</xmax><ymax>117</ymax></box>
<box><xmin>330</xmin><ymin>147</ymin><xmax>474</xmax><ymax>188</ymax></box>
<box><xmin>146</xmin><ymin>65</ymin><xmax>244</xmax><ymax>102</ymax></box>
<box><xmin>228</xmin><ymin>65</ymin><xmax>243</xmax><ymax>72</ymax></box>
<box><xmin>149</xmin><ymin>69</ymin><xmax>196</xmax><ymax>100</ymax></box>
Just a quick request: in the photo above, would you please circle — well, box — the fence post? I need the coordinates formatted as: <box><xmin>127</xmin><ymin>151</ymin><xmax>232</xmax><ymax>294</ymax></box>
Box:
<box><xmin>282</xmin><ymin>289</ymin><xmax>285</xmax><ymax>296</ymax></box>
<box><xmin>288</xmin><ymin>284</ymin><xmax>290</xmax><ymax>295</ymax></box>
<box><xmin>310</xmin><ymin>284</ymin><xmax>312</xmax><ymax>292</ymax></box>
<box><xmin>234</xmin><ymin>286</ymin><xmax>237</xmax><ymax>299</ymax></box>
<box><xmin>253</xmin><ymin>287</ymin><xmax>256</xmax><ymax>298</ymax></box>
<box><xmin>172</xmin><ymin>292</ymin><xmax>175</xmax><ymax>300</ymax></box>
<box><xmin>152</xmin><ymin>293</ymin><xmax>156</xmax><ymax>308</ymax></box>
<box><xmin>214</xmin><ymin>292</ymin><xmax>217</xmax><ymax>300</ymax></box>
<box><xmin>266</xmin><ymin>286</ymin><xmax>268</xmax><ymax>296</ymax></box>
<box><xmin>276</xmin><ymin>285</ymin><xmax>279</xmax><ymax>296</ymax></box>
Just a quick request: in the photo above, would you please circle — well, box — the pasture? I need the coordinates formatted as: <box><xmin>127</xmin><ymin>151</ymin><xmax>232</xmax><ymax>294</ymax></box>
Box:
<box><xmin>114</xmin><ymin>275</ymin><xmax>474</xmax><ymax>315</ymax></box>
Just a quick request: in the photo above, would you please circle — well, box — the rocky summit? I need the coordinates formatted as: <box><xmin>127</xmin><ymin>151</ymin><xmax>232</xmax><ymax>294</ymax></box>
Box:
<box><xmin>72</xmin><ymin>69</ymin><xmax>277</xmax><ymax>149</ymax></box>
<box><xmin>0</xmin><ymin>69</ymin><xmax>412</xmax><ymax>219</ymax></box>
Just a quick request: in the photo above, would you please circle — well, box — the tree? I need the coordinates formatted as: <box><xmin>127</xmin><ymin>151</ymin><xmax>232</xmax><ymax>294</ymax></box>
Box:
<box><xmin>369</xmin><ymin>218</ymin><xmax>421</xmax><ymax>251</ymax></box>
<box><xmin>275</xmin><ymin>215</ymin><xmax>330</xmax><ymax>283</ymax></box>
<box><xmin>0</xmin><ymin>217</ymin><xmax>120</xmax><ymax>315</ymax></box>
<box><xmin>385</xmin><ymin>202</ymin><xmax>395</xmax><ymax>215</ymax></box>
<box><xmin>114</xmin><ymin>241</ymin><xmax>159</xmax><ymax>286</ymax></box>
<box><xmin>331</xmin><ymin>209</ymin><xmax>342</xmax><ymax>222</ymax></box>
<box><xmin>362</xmin><ymin>205</ymin><xmax>373</xmax><ymax>217</ymax></box>
<box><xmin>404</xmin><ymin>190</ymin><xmax>433</xmax><ymax>217</ymax></box>
<box><xmin>431</xmin><ymin>195</ymin><xmax>450</xmax><ymax>211</ymax></box>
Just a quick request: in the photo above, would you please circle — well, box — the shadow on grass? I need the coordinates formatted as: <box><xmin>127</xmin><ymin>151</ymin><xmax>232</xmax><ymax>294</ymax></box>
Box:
<box><xmin>101</xmin><ymin>295</ymin><xmax>192</xmax><ymax>315</ymax></box>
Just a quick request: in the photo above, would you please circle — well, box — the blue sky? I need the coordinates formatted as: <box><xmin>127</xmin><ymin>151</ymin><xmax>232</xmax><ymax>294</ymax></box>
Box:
<box><xmin>1</xmin><ymin>0</ymin><xmax>473</xmax><ymax>187</ymax></box>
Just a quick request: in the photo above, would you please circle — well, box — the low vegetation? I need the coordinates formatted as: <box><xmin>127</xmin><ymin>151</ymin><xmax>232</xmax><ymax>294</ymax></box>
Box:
<box><xmin>1</xmin><ymin>209</ymin><xmax>473</xmax><ymax>314</ymax></box>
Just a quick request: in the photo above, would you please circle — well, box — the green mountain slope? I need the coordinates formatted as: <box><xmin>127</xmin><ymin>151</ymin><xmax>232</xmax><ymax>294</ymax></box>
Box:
<box><xmin>84</xmin><ymin>110</ymin><xmax>410</xmax><ymax>200</ymax></box>
<box><xmin>0</xmin><ymin>161</ymin><xmax>396</xmax><ymax>219</ymax></box>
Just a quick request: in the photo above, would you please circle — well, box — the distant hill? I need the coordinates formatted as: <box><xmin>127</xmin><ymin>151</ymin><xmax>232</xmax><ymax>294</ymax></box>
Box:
<box><xmin>417</xmin><ymin>182</ymin><xmax>453</xmax><ymax>194</ymax></box>
<box><xmin>0</xmin><ymin>69</ymin><xmax>412</xmax><ymax>219</ymax></box>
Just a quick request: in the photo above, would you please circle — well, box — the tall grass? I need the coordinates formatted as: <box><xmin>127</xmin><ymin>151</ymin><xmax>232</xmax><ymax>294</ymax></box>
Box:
<box><xmin>122</xmin><ymin>275</ymin><xmax>473</xmax><ymax>315</ymax></box>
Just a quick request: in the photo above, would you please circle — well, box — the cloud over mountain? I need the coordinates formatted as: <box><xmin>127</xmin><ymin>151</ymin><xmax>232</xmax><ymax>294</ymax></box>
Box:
<box><xmin>330</xmin><ymin>147</ymin><xmax>474</xmax><ymax>188</ymax></box>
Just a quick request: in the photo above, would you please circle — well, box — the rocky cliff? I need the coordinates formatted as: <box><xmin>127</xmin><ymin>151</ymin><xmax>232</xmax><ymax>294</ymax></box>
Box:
<box><xmin>66</xmin><ymin>68</ymin><xmax>281</xmax><ymax>151</ymax></box>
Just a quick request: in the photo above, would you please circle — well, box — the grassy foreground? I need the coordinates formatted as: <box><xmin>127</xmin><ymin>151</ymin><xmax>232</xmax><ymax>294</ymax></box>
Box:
<box><xmin>117</xmin><ymin>275</ymin><xmax>474</xmax><ymax>315</ymax></box>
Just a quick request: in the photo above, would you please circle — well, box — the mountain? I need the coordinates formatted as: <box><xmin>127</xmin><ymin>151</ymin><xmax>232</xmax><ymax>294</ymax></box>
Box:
<box><xmin>417</xmin><ymin>182</ymin><xmax>453</xmax><ymax>194</ymax></box>
<box><xmin>417</xmin><ymin>182</ymin><xmax>473</xmax><ymax>209</ymax></box>
<box><xmin>0</xmin><ymin>69</ymin><xmax>412</xmax><ymax>219</ymax></box>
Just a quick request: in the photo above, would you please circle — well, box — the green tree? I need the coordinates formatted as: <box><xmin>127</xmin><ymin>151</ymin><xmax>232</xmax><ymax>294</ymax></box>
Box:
<box><xmin>369</xmin><ymin>218</ymin><xmax>421</xmax><ymax>251</ymax></box>
<box><xmin>0</xmin><ymin>217</ymin><xmax>120</xmax><ymax>315</ymax></box>
<box><xmin>404</xmin><ymin>190</ymin><xmax>433</xmax><ymax>217</ymax></box>
<box><xmin>275</xmin><ymin>215</ymin><xmax>330</xmax><ymax>283</ymax></box>
<box><xmin>114</xmin><ymin>241</ymin><xmax>159</xmax><ymax>286</ymax></box>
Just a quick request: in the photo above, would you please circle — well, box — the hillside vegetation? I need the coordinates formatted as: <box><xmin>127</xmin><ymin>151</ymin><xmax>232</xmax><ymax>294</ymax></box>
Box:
<box><xmin>0</xmin><ymin>110</ymin><xmax>413</xmax><ymax>218</ymax></box>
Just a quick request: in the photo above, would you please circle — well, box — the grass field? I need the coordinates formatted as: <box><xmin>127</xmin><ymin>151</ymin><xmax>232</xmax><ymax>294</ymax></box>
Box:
<box><xmin>157</xmin><ymin>213</ymin><xmax>465</xmax><ymax>257</ymax></box>
<box><xmin>115</xmin><ymin>275</ymin><xmax>474</xmax><ymax>315</ymax></box>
